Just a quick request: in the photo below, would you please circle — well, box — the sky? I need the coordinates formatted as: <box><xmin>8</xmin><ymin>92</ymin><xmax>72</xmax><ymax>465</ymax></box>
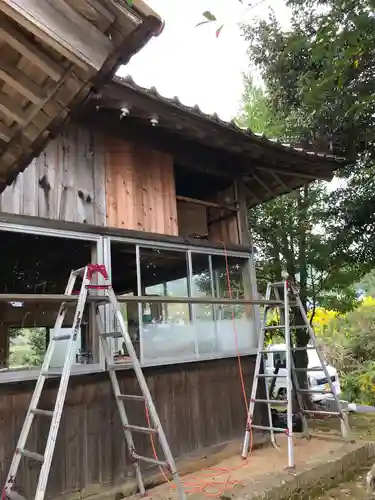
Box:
<box><xmin>117</xmin><ymin>0</ymin><xmax>291</xmax><ymax>121</ymax></box>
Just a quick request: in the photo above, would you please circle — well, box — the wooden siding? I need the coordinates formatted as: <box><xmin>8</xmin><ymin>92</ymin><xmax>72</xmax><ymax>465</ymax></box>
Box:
<box><xmin>0</xmin><ymin>125</ymin><xmax>106</xmax><ymax>225</ymax></box>
<box><xmin>0</xmin><ymin>356</ymin><xmax>266</xmax><ymax>499</ymax></box>
<box><xmin>105</xmin><ymin>137</ymin><xmax>178</xmax><ymax>236</ymax></box>
<box><xmin>208</xmin><ymin>188</ymin><xmax>240</xmax><ymax>245</ymax></box>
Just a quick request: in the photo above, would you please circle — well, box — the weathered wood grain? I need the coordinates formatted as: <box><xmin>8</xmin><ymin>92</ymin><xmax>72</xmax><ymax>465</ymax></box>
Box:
<box><xmin>105</xmin><ymin>137</ymin><xmax>178</xmax><ymax>236</ymax></box>
<box><xmin>0</xmin><ymin>124</ymin><xmax>106</xmax><ymax>225</ymax></box>
<box><xmin>0</xmin><ymin>356</ymin><xmax>266</xmax><ymax>499</ymax></box>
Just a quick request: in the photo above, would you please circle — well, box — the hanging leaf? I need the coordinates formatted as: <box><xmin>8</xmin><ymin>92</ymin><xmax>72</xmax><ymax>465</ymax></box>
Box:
<box><xmin>216</xmin><ymin>24</ymin><xmax>224</xmax><ymax>38</ymax></box>
<box><xmin>125</xmin><ymin>0</ymin><xmax>133</xmax><ymax>6</ymax></box>
<box><xmin>202</xmin><ymin>11</ymin><xmax>217</xmax><ymax>21</ymax></box>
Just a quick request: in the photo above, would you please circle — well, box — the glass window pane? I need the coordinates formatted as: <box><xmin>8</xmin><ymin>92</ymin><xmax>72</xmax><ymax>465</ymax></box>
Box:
<box><xmin>211</xmin><ymin>255</ymin><xmax>257</xmax><ymax>354</ymax></box>
<box><xmin>139</xmin><ymin>247</ymin><xmax>195</xmax><ymax>364</ymax></box>
<box><xmin>191</xmin><ymin>253</ymin><xmax>218</xmax><ymax>356</ymax></box>
<box><xmin>110</xmin><ymin>242</ymin><xmax>140</xmax><ymax>363</ymax></box>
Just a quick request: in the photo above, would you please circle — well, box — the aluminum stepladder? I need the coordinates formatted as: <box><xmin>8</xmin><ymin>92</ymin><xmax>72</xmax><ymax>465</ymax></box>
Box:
<box><xmin>241</xmin><ymin>280</ymin><xmax>351</xmax><ymax>468</ymax></box>
<box><xmin>4</xmin><ymin>264</ymin><xmax>186</xmax><ymax>500</ymax></box>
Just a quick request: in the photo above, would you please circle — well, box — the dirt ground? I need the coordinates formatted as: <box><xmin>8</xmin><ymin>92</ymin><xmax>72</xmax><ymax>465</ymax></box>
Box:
<box><xmin>129</xmin><ymin>433</ymin><xmax>349</xmax><ymax>500</ymax></box>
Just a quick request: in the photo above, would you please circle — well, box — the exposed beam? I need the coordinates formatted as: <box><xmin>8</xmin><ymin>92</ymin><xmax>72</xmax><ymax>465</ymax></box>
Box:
<box><xmin>252</xmin><ymin>173</ymin><xmax>275</xmax><ymax>196</ymax></box>
<box><xmin>0</xmin><ymin>0</ymin><xmax>113</xmax><ymax>71</ymax></box>
<box><xmin>252</xmin><ymin>164</ymin><xmax>332</xmax><ymax>181</ymax></box>
<box><xmin>270</xmin><ymin>171</ymin><xmax>288</xmax><ymax>190</ymax></box>
<box><xmin>0</xmin><ymin>14</ymin><xmax>64</xmax><ymax>81</ymax></box>
<box><xmin>176</xmin><ymin>195</ymin><xmax>238</xmax><ymax>212</ymax></box>
<box><xmin>0</xmin><ymin>63</ymin><xmax>45</xmax><ymax>103</ymax></box>
<box><xmin>0</xmin><ymin>94</ymin><xmax>27</xmax><ymax>124</ymax></box>
<box><xmin>0</xmin><ymin>121</ymin><xmax>11</xmax><ymax>142</ymax></box>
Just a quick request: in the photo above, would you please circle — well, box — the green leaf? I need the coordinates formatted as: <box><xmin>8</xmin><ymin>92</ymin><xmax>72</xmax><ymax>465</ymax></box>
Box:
<box><xmin>125</xmin><ymin>0</ymin><xmax>133</xmax><ymax>6</ymax></box>
<box><xmin>202</xmin><ymin>10</ymin><xmax>217</xmax><ymax>21</ymax></box>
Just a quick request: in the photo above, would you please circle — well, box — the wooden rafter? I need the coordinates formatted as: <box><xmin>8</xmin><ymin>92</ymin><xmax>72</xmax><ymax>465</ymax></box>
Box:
<box><xmin>0</xmin><ymin>64</ymin><xmax>45</xmax><ymax>104</ymax></box>
<box><xmin>0</xmin><ymin>14</ymin><xmax>64</xmax><ymax>81</ymax></box>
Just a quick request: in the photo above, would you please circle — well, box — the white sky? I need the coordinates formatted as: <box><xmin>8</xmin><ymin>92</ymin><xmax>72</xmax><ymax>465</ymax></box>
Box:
<box><xmin>117</xmin><ymin>0</ymin><xmax>291</xmax><ymax>121</ymax></box>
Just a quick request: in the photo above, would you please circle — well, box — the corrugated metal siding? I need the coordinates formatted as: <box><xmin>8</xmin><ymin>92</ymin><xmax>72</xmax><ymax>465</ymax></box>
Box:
<box><xmin>0</xmin><ymin>124</ymin><xmax>106</xmax><ymax>226</ymax></box>
<box><xmin>105</xmin><ymin>136</ymin><xmax>178</xmax><ymax>235</ymax></box>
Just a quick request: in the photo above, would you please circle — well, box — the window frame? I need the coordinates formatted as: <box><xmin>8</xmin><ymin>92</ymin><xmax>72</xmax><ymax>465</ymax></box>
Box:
<box><xmin>109</xmin><ymin>235</ymin><xmax>259</xmax><ymax>367</ymax></box>
<box><xmin>0</xmin><ymin>222</ymin><xmax>105</xmax><ymax>384</ymax></box>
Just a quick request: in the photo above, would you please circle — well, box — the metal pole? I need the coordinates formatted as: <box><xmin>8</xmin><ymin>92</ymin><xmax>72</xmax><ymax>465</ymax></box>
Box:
<box><xmin>284</xmin><ymin>281</ymin><xmax>294</xmax><ymax>469</ymax></box>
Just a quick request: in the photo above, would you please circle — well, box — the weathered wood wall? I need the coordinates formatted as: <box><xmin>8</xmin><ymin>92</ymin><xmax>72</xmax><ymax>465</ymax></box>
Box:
<box><xmin>207</xmin><ymin>188</ymin><xmax>240</xmax><ymax>245</ymax></box>
<box><xmin>0</xmin><ymin>125</ymin><xmax>106</xmax><ymax>225</ymax></box>
<box><xmin>105</xmin><ymin>137</ymin><xmax>178</xmax><ymax>235</ymax></box>
<box><xmin>0</xmin><ymin>356</ymin><xmax>266</xmax><ymax>500</ymax></box>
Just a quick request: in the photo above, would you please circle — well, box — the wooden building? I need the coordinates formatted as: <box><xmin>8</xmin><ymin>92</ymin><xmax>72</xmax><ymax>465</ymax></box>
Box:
<box><xmin>0</xmin><ymin>75</ymin><xmax>342</xmax><ymax>500</ymax></box>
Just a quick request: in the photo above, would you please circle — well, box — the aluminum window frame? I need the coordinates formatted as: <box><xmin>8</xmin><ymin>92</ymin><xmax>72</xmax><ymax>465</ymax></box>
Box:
<box><xmin>109</xmin><ymin>235</ymin><xmax>257</xmax><ymax>367</ymax></box>
<box><xmin>0</xmin><ymin>223</ymin><xmax>106</xmax><ymax>384</ymax></box>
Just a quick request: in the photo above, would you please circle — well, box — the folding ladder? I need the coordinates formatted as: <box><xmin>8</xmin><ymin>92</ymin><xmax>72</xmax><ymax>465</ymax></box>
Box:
<box><xmin>241</xmin><ymin>280</ymin><xmax>351</xmax><ymax>468</ymax></box>
<box><xmin>4</xmin><ymin>264</ymin><xmax>186</xmax><ymax>500</ymax></box>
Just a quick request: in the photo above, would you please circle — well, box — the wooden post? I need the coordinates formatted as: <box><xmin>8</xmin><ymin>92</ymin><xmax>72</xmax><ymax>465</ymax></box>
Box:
<box><xmin>234</xmin><ymin>179</ymin><xmax>260</xmax><ymax>342</ymax></box>
<box><xmin>0</xmin><ymin>322</ymin><xmax>9</xmax><ymax>368</ymax></box>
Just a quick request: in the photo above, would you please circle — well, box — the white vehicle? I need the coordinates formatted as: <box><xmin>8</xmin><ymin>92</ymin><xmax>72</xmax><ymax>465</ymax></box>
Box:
<box><xmin>265</xmin><ymin>343</ymin><xmax>341</xmax><ymax>402</ymax></box>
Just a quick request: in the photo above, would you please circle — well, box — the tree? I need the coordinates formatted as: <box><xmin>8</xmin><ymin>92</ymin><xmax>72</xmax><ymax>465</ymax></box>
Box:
<box><xmin>238</xmin><ymin>77</ymin><xmax>365</xmax><ymax>406</ymax></box>
<box><xmin>241</xmin><ymin>0</ymin><xmax>375</xmax><ymax>263</ymax></box>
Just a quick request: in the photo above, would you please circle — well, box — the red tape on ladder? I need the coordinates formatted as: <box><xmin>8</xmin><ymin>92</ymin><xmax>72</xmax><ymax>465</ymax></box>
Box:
<box><xmin>86</xmin><ymin>264</ymin><xmax>110</xmax><ymax>290</ymax></box>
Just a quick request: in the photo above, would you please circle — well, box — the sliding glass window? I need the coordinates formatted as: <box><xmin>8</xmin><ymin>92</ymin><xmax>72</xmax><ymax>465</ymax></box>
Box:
<box><xmin>110</xmin><ymin>238</ymin><xmax>257</xmax><ymax>366</ymax></box>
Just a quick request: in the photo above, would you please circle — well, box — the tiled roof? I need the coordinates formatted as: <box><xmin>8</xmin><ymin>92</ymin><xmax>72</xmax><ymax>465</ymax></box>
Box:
<box><xmin>112</xmin><ymin>75</ymin><xmax>344</xmax><ymax>163</ymax></box>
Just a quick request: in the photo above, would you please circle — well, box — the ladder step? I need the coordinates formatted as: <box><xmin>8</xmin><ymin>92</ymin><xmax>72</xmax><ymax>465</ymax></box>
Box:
<box><xmin>6</xmin><ymin>490</ymin><xmax>27</xmax><ymax>500</ymax></box>
<box><xmin>250</xmin><ymin>424</ymin><xmax>287</xmax><ymax>433</ymax></box>
<box><xmin>256</xmin><ymin>374</ymin><xmax>287</xmax><ymax>378</ymax></box>
<box><xmin>303</xmin><ymin>409</ymin><xmax>341</xmax><ymax>416</ymax></box>
<box><xmin>30</xmin><ymin>408</ymin><xmax>54</xmax><ymax>417</ymax></box>
<box><xmin>132</xmin><ymin>453</ymin><xmax>168</xmax><ymax>468</ymax></box>
<box><xmin>52</xmin><ymin>334</ymin><xmax>71</xmax><ymax>341</ymax></box>
<box><xmin>19</xmin><ymin>448</ymin><xmax>44</xmax><ymax>462</ymax></box>
<box><xmin>264</xmin><ymin>325</ymin><xmax>286</xmax><ymax>330</ymax></box>
<box><xmin>100</xmin><ymin>331</ymin><xmax>123</xmax><ymax>338</ymax></box>
<box><xmin>108</xmin><ymin>363</ymin><xmax>133</xmax><ymax>370</ymax></box>
<box><xmin>124</xmin><ymin>424</ymin><xmax>158</xmax><ymax>434</ymax></box>
<box><xmin>293</xmin><ymin>367</ymin><xmax>325</xmax><ymax>372</ymax></box>
<box><xmin>297</xmin><ymin>389</ymin><xmax>332</xmax><ymax>394</ymax></box>
<box><xmin>117</xmin><ymin>394</ymin><xmax>145</xmax><ymax>402</ymax></box>
<box><xmin>72</xmin><ymin>267</ymin><xmax>86</xmax><ymax>276</ymax></box>
<box><xmin>291</xmin><ymin>346</ymin><xmax>316</xmax><ymax>351</ymax></box>
<box><xmin>251</xmin><ymin>398</ymin><xmax>287</xmax><ymax>405</ymax></box>
<box><xmin>42</xmin><ymin>371</ymin><xmax>62</xmax><ymax>378</ymax></box>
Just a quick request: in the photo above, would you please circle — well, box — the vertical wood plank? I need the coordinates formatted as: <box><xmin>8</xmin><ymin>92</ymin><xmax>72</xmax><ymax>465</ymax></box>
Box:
<box><xmin>0</xmin><ymin>124</ymin><xmax>107</xmax><ymax>224</ymax></box>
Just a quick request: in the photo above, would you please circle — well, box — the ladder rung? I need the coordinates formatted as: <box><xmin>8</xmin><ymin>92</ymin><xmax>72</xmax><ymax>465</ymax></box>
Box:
<box><xmin>52</xmin><ymin>334</ymin><xmax>71</xmax><ymax>341</ymax></box>
<box><xmin>108</xmin><ymin>363</ymin><xmax>133</xmax><ymax>370</ymax></box>
<box><xmin>256</xmin><ymin>374</ymin><xmax>287</xmax><ymax>378</ymax></box>
<box><xmin>42</xmin><ymin>371</ymin><xmax>62</xmax><ymax>378</ymax></box>
<box><xmin>6</xmin><ymin>490</ymin><xmax>27</xmax><ymax>500</ymax></box>
<box><xmin>100</xmin><ymin>331</ymin><xmax>123</xmax><ymax>338</ymax></box>
<box><xmin>303</xmin><ymin>409</ymin><xmax>341</xmax><ymax>416</ymax></box>
<box><xmin>132</xmin><ymin>453</ymin><xmax>168</xmax><ymax>468</ymax></box>
<box><xmin>19</xmin><ymin>448</ymin><xmax>44</xmax><ymax>462</ymax></box>
<box><xmin>291</xmin><ymin>346</ymin><xmax>316</xmax><ymax>351</ymax></box>
<box><xmin>124</xmin><ymin>424</ymin><xmax>158</xmax><ymax>434</ymax></box>
<box><xmin>117</xmin><ymin>394</ymin><xmax>145</xmax><ymax>402</ymax></box>
<box><xmin>251</xmin><ymin>398</ymin><xmax>287</xmax><ymax>405</ymax></box>
<box><xmin>293</xmin><ymin>367</ymin><xmax>325</xmax><ymax>372</ymax></box>
<box><xmin>96</xmin><ymin>299</ymin><xmax>110</xmax><ymax>306</ymax></box>
<box><xmin>30</xmin><ymin>408</ymin><xmax>54</xmax><ymax>417</ymax></box>
<box><xmin>72</xmin><ymin>267</ymin><xmax>86</xmax><ymax>276</ymax></box>
<box><xmin>297</xmin><ymin>389</ymin><xmax>331</xmax><ymax>394</ymax></box>
<box><xmin>264</xmin><ymin>325</ymin><xmax>286</xmax><ymax>330</ymax></box>
<box><xmin>250</xmin><ymin>424</ymin><xmax>287</xmax><ymax>433</ymax></box>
